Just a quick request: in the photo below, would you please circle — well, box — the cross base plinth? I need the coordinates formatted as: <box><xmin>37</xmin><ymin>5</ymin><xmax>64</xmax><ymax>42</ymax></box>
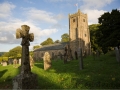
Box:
<box><xmin>13</xmin><ymin>72</ymin><xmax>38</xmax><ymax>89</ymax></box>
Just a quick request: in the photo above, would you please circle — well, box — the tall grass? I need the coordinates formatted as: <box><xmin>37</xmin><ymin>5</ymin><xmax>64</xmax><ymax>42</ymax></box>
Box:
<box><xmin>0</xmin><ymin>51</ymin><xmax>120</xmax><ymax>89</ymax></box>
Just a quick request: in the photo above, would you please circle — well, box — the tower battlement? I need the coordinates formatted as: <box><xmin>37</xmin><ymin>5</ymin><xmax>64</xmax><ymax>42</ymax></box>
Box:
<box><xmin>69</xmin><ymin>9</ymin><xmax>87</xmax><ymax>18</ymax></box>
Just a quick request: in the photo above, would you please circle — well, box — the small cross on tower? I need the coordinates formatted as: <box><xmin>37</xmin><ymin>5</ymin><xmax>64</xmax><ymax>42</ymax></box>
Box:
<box><xmin>16</xmin><ymin>25</ymin><xmax>34</xmax><ymax>74</ymax></box>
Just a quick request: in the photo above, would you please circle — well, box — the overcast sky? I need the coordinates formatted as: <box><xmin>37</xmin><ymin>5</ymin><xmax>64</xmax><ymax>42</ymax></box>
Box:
<box><xmin>0</xmin><ymin>0</ymin><xmax>119</xmax><ymax>52</ymax></box>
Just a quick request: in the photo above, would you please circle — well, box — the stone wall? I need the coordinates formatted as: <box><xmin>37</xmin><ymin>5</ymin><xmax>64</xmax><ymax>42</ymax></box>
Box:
<box><xmin>34</xmin><ymin>49</ymin><xmax>64</xmax><ymax>61</ymax></box>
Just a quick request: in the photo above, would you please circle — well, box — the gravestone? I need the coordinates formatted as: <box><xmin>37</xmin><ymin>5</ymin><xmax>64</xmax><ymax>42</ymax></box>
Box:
<box><xmin>2</xmin><ymin>61</ymin><xmax>7</xmax><ymax>66</ymax></box>
<box><xmin>8</xmin><ymin>59</ymin><xmax>13</xmax><ymax>65</ymax></box>
<box><xmin>43</xmin><ymin>52</ymin><xmax>51</xmax><ymax>70</ymax></box>
<box><xmin>115</xmin><ymin>47</ymin><xmax>120</xmax><ymax>62</ymax></box>
<box><xmin>13</xmin><ymin>25</ymin><xmax>38</xmax><ymax>89</ymax></box>
<box><xmin>64</xmin><ymin>47</ymin><xmax>68</xmax><ymax>63</ymax></box>
<box><xmin>29</xmin><ymin>56</ymin><xmax>34</xmax><ymax>69</ymax></box>
<box><xmin>79</xmin><ymin>48</ymin><xmax>83</xmax><ymax>70</ymax></box>
<box><xmin>75</xmin><ymin>51</ymin><xmax>78</xmax><ymax>60</ymax></box>
<box><xmin>19</xmin><ymin>58</ymin><xmax>21</xmax><ymax>65</ymax></box>
<box><xmin>93</xmin><ymin>51</ymin><xmax>96</xmax><ymax>60</ymax></box>
<box><xmin>67</xmin><ymin>45</ymin><xmax>73</xmax><ymax>61</ymax></box>
<box><xmin>13</xmin><ymin>59</ymin><xmax>17</xmax><ymax>68</ymax></box>
<box><xmin>96</xmin><ymin>50</ymin><xmax>99</xmax><ymax>57</ymax></box>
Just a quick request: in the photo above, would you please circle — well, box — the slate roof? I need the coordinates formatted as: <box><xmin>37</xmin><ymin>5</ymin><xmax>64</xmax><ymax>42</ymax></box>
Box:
<box><xmin>34</xmin><ymin>42</ymin><xmax>68</xmax><ymax>52</ymax></box>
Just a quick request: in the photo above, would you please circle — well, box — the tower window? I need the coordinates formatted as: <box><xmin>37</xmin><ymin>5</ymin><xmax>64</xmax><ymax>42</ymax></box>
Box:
<box><xmin>73</xmin><ymin>19</ymin><xmax>75</xmax><ymax>22</ymax></box>
<box><xmin>83</xmin><ymin>19</ymin><xmax>85</xmax><ymax>22</ymax></box>
<box><xmin>85</xmin><ymin>34</ymin><xmax>86</xmax><ymax>37</ymax></box>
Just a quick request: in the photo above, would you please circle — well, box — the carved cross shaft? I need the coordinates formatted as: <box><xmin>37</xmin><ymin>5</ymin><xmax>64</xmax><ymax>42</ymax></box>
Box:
<box><xmin>16</xmin><ymin>25</ymin><xmax>34</xmax><ymax>74</ymax></box>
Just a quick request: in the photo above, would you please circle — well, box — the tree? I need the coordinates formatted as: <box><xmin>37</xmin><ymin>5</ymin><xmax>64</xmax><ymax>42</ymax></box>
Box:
<box><xmin>2</xmin><ymin>52</ymin><xmax>8</xmax><ymax>56</ymax></box>
<box><xmin>54</xmin><ymin>40</ymin><xmax>60</xmax><ymax>43</ymax></box>
<box><xmin>61</xmin><ymin>33</ymin><xmax>69</xmax><ymax>42</ymax></box>
<box><xmin>33</xmin><ymin>45</ymin><xmax>41</xmax><ymax>50</ymax></box>
<box><xmin>9</xmin><ymin>46</ymin><xmax>22</xmax><ymax>58</ymax></box>
<box><xmin>40</xmin><ymin>38</ymin><xmax>54</xmax><ymax>46</ymax></box>
<box><xmin>97</xmin><ymin>9</ymin><xmax>120</xmax><ymax>53</ymax></box>
<box><xmin>89</xmin><ymin>24</ymin><xmax>101</xmax><ymax>52</ymax></box>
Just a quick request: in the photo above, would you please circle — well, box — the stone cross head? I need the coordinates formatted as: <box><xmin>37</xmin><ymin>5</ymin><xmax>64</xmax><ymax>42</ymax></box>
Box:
<box><xmin>16</xmin><ymin>25</ymin><xmax>34</xmax><ymax>42</ymax></box>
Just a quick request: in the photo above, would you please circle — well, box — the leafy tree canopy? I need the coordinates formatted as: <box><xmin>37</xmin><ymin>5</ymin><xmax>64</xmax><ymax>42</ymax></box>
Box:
<box><xmin>61</xmin><ymin>33</ymin><xmax>69</xmax><ymax>42</ymax></box>
<box><xmin>54</xmin><ymin>40</ymin><xmax>60</xmax><ymax>43</ymax></box>
<box><xmin>33</xmin><ymin>45</ymin><xmax>41</xmax><ymax>50</ymax></box>
<box><xmin>9</xmin><ymin>46</ymin><xmax>22</xmax><ymax>58</ymax></box>
<box><xmin>89</xmin><ymin>24</ymin><xmax>101</xmax><ymax>52</ymax></box>
<box><xmin>40</xmin><ymin>38</ymin><xmax>54</xmax><ymax>46</ymax></box>
<box><xmin>97</xmin><ymin>9</ymin><xmax>120</xmax><ymax>53</ymax></box>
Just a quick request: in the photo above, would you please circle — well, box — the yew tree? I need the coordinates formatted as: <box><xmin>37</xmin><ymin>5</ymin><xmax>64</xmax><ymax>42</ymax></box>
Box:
<box><xmin>97</xmin><ymin>9</ymin><xmax>120</xmax><ymax>53</ymax></box>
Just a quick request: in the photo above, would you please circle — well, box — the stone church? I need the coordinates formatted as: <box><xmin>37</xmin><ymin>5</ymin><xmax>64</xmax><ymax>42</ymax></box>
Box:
<box><xmin>33</xmin><ymin>9</ymin><xmax>91</xmax><ymax>60</ymax></box>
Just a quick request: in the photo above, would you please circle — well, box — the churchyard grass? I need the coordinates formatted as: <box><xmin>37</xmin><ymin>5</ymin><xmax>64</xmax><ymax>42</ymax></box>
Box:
<box><xmin>0</xmin><ymin>51</ymin><xmax>120</xmax><ymax>89</ymax></box>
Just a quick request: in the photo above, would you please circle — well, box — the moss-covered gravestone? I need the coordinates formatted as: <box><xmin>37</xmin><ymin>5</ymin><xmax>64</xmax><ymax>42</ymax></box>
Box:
<box><xmin>13</xmin><ymin>25</ymin><xmax>38</xmax><ymax>89</ymax></box>
<box><xmin>43</xmin><ymin>52</ymin><xmax>51</xmax><ymax>70</ymax></box>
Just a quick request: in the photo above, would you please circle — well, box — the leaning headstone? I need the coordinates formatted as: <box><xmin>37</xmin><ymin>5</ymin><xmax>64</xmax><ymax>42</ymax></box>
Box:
<box><xmin>43</xmin><ymin>52</ymin><xmax>51</xmax><ymax>70</ymax></box>
<box><xmin>115</xmin><ymin>47</ymin><xmax>120</xmax><ymax>62</ymax></box>
<box><xmin>79</xmin><ymin>48</ymin><xmax>83</xmax><ymax>70</ymax></box>
<box><xmin>2</xmin><ymin>61</ymin><xmax>7</xmax><ymax>66</ymax></box>
<box><xmin>29</xmin><ymin>56</ymin><xmax>34</xmax><ymax>69</ymax></box>
<box><xmin>13</xmin><ymin>25</ymin><xmax>38</xmax><ymax>89</ymax></box>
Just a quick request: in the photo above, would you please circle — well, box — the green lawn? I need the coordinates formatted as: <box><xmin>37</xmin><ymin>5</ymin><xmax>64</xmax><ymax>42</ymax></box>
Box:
<box><xmin>0</xmin><ymin>51</ymin><xmax>120</xmax><ymax>89</ymax></box>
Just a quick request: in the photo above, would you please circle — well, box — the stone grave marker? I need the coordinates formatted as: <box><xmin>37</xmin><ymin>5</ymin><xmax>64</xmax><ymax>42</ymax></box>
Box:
<box><xmin>2</xmin><ymin>61</ymin><xmax>7</xmax><ymax>66</ymax></box>
<box><xmin>75</xmin><ymin>51</ymin><xmax>78</xmax><ymax>60</ymax></box>
<box><xmin>64</xmin><ymin>47</ymin><xmax>68</xmax><ymax>63</ymax></box>
<box><xmin>13</xmin><ymin>59</ymin><xmax>17</xmax><ymax>68</ymax></box>
<box><xmin>19</xmin><ymin>58</ymin><xmax>21</xmax><ymax>65</ymax></box>
<box><xmin>93</xmin><ymin>51</ymin><xmax>96</xmax><ymax>60</ymax></box>
<box><xmin>43</xmin><ymin>52</ymin><xmax>51</xmax><ymax>70</ymax></box>
<box><xmin>13</xmin><ymin>25</ymin><xmax>38</xmax><ymax>89</ymax></box>
<box><xmin>8</xmin><ymin>59</ymin><xmax>13</xmax><ymax>65</ymax></box>
<box><xmin>29</xmin><ymin>56</ymin><xmax>34</xmax><ymax>69</ymax></box>
<box><xmin>79</xmin><ymin>48</ymin><xmax>83</xmax><ymax>70</ymax></box>
<box><xmin>115</xmin><ymin>47</ymin><xmax>120</xmax><ymax>62</ymax></box>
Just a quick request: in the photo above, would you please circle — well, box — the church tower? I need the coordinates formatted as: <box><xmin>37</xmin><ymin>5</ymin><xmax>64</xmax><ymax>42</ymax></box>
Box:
<box><xmin>69</xmin><ymin>9</ymin><xmax>91</xmax><ymax>56</ymax></box>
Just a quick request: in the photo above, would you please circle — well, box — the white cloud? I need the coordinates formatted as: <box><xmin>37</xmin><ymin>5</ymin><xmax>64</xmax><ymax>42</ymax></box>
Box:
<box><xmin>51</xmin><ymin>23</ymin><xmax>66</xmax><ymax>29</ymax></box>
<box><xmin>80</xmin><ymin>0</ymin><xmax>114</xmax><ymax>9</ymax></box>
<box><xmin>24</xmin><ymin>8</ymin><xmax>57</xmax><ymax>24</ymax></box>
<box><xmin>0</xmin><ymin>37</ymin><xmax>7</xmax><ymax>41</ymax></box>
<box><xmin>53</xmin><ymin>14</ymin><xmax>66</xmax><ymax>20</ymax></box>
<box><xmin>0</xmin><ymin>2</ymin><xmax>15</xmax><ymax>18</ymax></box>
<box><xmin>82</xmin><ymin>9</ymin><xmax>107</xmax><ymax>25</ymax></box>
<box><xmin>0</xmin><ymin>3</ymin><xmax>59</xmax><ymax>44</ymax></box>
<box><xmin>0</xmin><ymin>18</ymin><xmax>58</xmax><ymax>44</ymax></box>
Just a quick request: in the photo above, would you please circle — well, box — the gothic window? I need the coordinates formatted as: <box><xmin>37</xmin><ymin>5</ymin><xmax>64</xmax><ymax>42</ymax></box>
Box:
<box><xmin>73</xmin><ymin>19</ymin><xmax>75</xmax><ymax>22</ymax></box>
